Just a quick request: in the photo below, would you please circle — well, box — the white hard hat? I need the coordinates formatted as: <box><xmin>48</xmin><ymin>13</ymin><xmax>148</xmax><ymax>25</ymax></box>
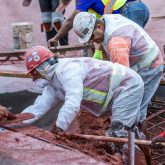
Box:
<box><xmin>73</xmin><ymin>12</ymin><xmax>96</xmax><ymax>44</ymax></box>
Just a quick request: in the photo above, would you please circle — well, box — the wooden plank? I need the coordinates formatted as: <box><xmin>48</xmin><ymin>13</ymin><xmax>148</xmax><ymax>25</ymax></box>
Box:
<box><xmin>0</xmin><ymin>70</ymin><xmax>31</xmax><ymax>78</ymax></box>
<box><xmin>0</xmin><ymin>44</ymin><xmax>94</xmax><ymax>57</ymax></box>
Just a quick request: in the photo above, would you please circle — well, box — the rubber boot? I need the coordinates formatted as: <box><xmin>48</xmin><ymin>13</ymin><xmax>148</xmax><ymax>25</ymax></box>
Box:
<box><xmin>46</xmin><ymin>28</ymin><xmax>57</xmax><ymax>42</ymax></box>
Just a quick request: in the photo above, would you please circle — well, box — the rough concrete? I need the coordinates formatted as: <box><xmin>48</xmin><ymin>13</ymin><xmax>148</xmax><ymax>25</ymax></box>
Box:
<box><xmin>0</xmin><ymin>129</ymin><xmax>108</xmax><ymax>165</ymax></box>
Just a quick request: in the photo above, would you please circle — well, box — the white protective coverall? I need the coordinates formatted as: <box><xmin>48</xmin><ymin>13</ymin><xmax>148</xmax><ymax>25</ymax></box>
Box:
<box><xmin>22</xmin><ymin>57</ymin><xmax>144</xmax><ymax>131</ymax></box>
<box><xmin>102</xmin><ymin>14</ymin><xmax>163</xmax><ymax>122</ymax></box>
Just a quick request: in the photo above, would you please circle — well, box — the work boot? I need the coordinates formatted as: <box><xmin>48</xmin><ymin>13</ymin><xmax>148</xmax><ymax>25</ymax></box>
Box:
<box><xmin>105</xmin><ymin>124</ymin><xmax>128</xmax><ymax>154</ymax></box>
<box><xmin>46</xmin><ymin>28</ymin><xmax>57</xmax><ymax>42</ymax></box>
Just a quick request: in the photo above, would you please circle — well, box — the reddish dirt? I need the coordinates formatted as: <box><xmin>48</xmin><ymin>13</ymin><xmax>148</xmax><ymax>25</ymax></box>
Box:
<box><xmin>54</xmin><ymin>110</ymin><xmax>147</xmax><ymax>165</ymax></box>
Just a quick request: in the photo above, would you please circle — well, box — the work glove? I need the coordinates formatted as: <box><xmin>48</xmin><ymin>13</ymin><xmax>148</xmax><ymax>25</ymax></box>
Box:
<box><xmin>0</xmin><ymin>106</ymin><xmax>16</xmax><ymax>120</ymax></box>
<box><xmin>151</xmin><ymin>133</ymin><xmax>165</xmax><ymax>149</ymax></box>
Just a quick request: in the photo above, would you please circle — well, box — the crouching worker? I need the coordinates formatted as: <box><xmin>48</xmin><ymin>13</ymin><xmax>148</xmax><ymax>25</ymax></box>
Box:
<box><xmin>22</xmin><ymin>46</ymin><xmax>144</xmax><ymax>161</ymax></box>
<box><xmin>0</xmin><ymin>105</ymin><xmax>16</xmax><ymax>121</ymax></box>
<box><xmin>73</xmin><ymin>12</ymin><xmax>164</xmax><ymax>135</ymax></box>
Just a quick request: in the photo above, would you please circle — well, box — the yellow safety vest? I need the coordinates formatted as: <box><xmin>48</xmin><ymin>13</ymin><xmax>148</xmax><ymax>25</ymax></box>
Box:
<box><xmin>88</xmin><ymin>0</ymin><xmax>127</xmax><ymax>18</ymax></box>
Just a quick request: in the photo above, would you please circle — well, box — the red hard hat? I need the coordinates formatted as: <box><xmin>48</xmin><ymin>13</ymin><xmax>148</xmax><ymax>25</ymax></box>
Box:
<box><xmin>25</xmin><ymin>46</ymin><xmax>54</xmax><ymax>74</ymax></box>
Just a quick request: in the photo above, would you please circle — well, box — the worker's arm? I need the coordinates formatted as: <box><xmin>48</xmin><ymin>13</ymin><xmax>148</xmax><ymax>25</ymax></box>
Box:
<box><xmin>107</xmin><ymin>36</ymin><xmax>131</xmax><ymax>67</ymax></box>
<box><xmin>22</xmin><ymin>85</ymin><xmax>61</xmax><ymax>124</ymax></box>
<box><xmin>0</xmin><ymin>105</ymin><xmax>16</xmax><ymax>120</ymax></box>
<box><xmin>48</xmin><ymin>10</ymin><xmax>80</xmax><ymax>47</ymax></box>
<box><xmin>56</xmin><ymin>63</ymin><xmax>84</xmax><ymax>131</ymax></box>
<box><xmin>93</xmin><ymin>42</ymin><xmax>103</xmax><ymax>60</ymax></box>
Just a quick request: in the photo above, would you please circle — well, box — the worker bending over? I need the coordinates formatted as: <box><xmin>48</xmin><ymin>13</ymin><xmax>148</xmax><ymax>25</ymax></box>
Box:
<box><xmin>21</xmin><ymin>46</ymin><xmax>145</xmax><ymax>139</ymax></box>
<box><xmin>48</xmin><ymin>0</ymin><xmax>149</xmax><ymax>47</ymax></box>
<box><xmin>73</xmin><ymin>12</ymin><xmax>164</xmax><ymax>134</ymax></box>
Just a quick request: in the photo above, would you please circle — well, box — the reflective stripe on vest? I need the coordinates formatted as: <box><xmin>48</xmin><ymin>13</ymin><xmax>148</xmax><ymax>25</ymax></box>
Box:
<box><xmin>83</xmin><ymin>63</ymin><xmax>126</xmax><ymax>114</ymax></box>
<box><xmin>88</xmin><ymin>9</ymin><xmax>102</xmax><ymax>18</ymax></box>
<box><xmin>83</xmin><ymin>87</ymin><xmax>107</xmax><ymax>104</ymax></box>
<box><xmin>104</xmin><ymin>0</ymin><xmax>127</xmax><ymax>14</ymax></box>
<box><xmin>131</xmin><ymin>45</ymin><xmax>159</xmax><ymax>72</ymax></box>
<box><xmin>100</xmin><ymin>63</ymin><xmax>126</xmax><ymax>114</ymax></box>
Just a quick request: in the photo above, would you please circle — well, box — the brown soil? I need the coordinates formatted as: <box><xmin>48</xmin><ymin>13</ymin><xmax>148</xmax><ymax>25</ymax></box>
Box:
<box><xmin>54</xmin><ymin>110</ymin><xmax>147</xmax><ymax>165</ymax></box>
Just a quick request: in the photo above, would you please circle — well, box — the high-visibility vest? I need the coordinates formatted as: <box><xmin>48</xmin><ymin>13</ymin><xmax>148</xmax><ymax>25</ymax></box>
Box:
<box><xmin>88</xmin><ymin>0</ymin><xmax>127</xmax><ymax>18</ymax></box>
<box><xmin>83</xmin><ymin>63</ymin><xmax>126</xmax><ymax>115</ymax></box>
<box><xmin>103</xmin><ymin>0</ymin><xmax>127</xmax><ymax>14</ymax></box>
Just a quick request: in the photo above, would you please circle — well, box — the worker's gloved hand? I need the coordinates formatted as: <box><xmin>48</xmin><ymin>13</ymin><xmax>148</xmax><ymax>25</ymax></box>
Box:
<box><xmin>0</xmin><ymin>106</ymin><xmax>16</xmax><ymax>120</ymax></box>
<box><xmin>48</xmin><ymin>37</ymin><xmax>58</xmax><ymax>49</ymax></box>
<box><xmin>151</xmin><ymin>134</ymin><xmax>165</xmax><ymax>149</ymax></box>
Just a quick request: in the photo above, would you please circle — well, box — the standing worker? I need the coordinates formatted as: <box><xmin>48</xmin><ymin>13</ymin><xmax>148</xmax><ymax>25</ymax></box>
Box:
<box><xmin>73</xmin><ymin>12</ymin><xmax>163</xmax><ymax>133</ymax></box>
<box><xmin>22</xmin><ymin>0</ymin><xmax>69</xmax><ymax>46</ymax></box>
<box><xmin>48</xmin><ymin>0</ymin><xmax>149</xmax><ymax>47</ymax></box>
<box><xmin>22</xmin><ymin>46</ymin><xmax>145</xmax><ymax>163</ymax></box>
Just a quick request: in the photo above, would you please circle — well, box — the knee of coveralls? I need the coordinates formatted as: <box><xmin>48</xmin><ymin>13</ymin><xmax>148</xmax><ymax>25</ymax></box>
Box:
<box><xmin>121</xmin><ymin>1</ymin><xmax>150</xmax><ymax>28</ymax></box>
<box><xmin>38</xmin><ymin>0</ymin><xmax>53</xmax><ymax>32</ymax></box>
<box><xmin>52</xmin><ymin>12</ymin><xmax>65</xmax><ymax>31</ymax></box>
<box><xmin>138</xmin><ymin>65</ymin><xmax>163</xmax><ymax>122</ymax></box>
<box><xmin>111</xmin><ymin>70</ymin><xmax>144</xmax><ymax>129</ymax></box>
<box><xmin>40</xmin><ymin>11</ymin><xmax>52</xmax><ymax>32</ymax></box>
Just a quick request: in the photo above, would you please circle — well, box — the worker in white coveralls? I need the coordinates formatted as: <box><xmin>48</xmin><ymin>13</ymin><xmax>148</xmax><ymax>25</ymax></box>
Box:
<box><xmin>21</xmin><ymin>46</ymin><xmax>146</xmax><ymax>163</ymax></box>
<box><xmin>73</xmin><ymin>12</ymin><xmax>164</xmax><ymax>135</ymax></box>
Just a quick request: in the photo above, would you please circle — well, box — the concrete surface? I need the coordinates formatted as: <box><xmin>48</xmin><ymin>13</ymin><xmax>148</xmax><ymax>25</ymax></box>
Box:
<box><xmin>0</xmin><ymin>129</ymin><xmax>108</xmax><ymax>165</ymax></box>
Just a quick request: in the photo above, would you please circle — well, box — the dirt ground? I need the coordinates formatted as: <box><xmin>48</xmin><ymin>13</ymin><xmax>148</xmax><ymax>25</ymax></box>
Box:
<box><xmin>0</xmin><ymin>1</ymin><xmax>164</xmax><ymax>165</ymax></box>
<box><xmin>54</xmin><ymin>109</ymin><xmax>148</xmax><ymax>165</ymax></box>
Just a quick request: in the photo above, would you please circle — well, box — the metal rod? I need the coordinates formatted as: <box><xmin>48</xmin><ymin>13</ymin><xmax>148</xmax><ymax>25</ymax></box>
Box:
<box><xmin>128</xmin><ymin>129</ymin><xmax>135</xmax><ymax>165</ymax></box>
<box><xmin>147</xmin><ymin>109</ymin><xmax>165</xmax><ymax>120</ymax></box>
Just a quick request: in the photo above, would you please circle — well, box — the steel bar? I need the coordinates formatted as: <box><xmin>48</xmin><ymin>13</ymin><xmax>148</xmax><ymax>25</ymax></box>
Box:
<box><xmin>152</xmin><ymin>16</ymin><xmax>165</xmax><ymax>19</ymax></box>
<box><xmin>66</xmin><ymin>133</ymin><xmax>165</xmax><ymax>147</ymax></box>
<box><xmin>147</xmin><ymin>109</ymin><xmax>165</xmax><ymax>120</ymax></box>
<box><xmin>0</xmin><ymin>44</ymin><xmax>94</xmax><ymax>57</ymax></box>
<box><xmin>128</xmin><ymin>129</ymin><xmax>135</xmax><ymax>165</ymax></box>
<box><xmin>148</xmin><ymin>121</ymin><xmax>165</xmax><ymax>128</ymax></box>
<box><xmin>152</xmin><ymin>154</ymin><xmax>165</xmax><ymax>160</ymax></box>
